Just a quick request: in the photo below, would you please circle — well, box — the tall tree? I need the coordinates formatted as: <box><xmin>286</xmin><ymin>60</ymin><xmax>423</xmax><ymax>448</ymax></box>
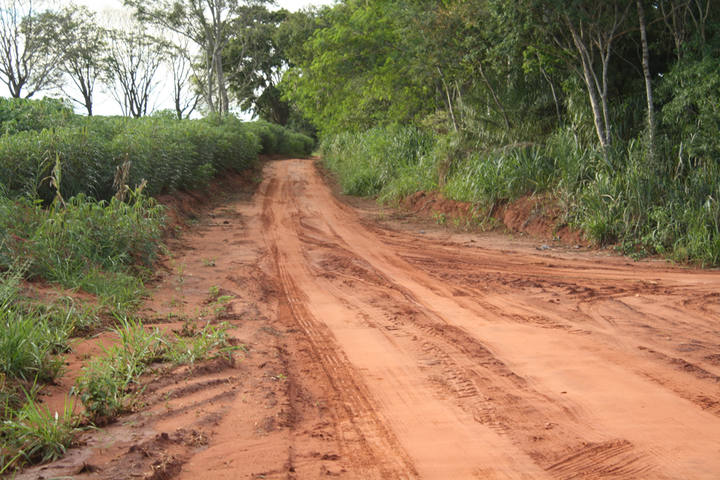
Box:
<box><xmin>104</xmin><ymin>29</ymin><xmax>166</xmax><ymax>118</ymax></box>
<box><xmin>168</xmin><ymin>41</ymin><xmax>200</xmax><ymax>119</ymax></box>
<box><xmin>544</xmin><ymin>0</ymin><xmax>633</xmax><ymax>153</ymax></box>
<box><xmin>0</xmin><ymin>0</ymin><xmax>68</xmax><ymax>98</ymax></box>
<box><xmin>58</xmin><ymin>6</ymin><xmax>107</xmax><ymax>116</ymax></box>
<box><xmin>124</xmin><ymin>0</ymin><xmax>271</xmax><ymax>115</ymax></box>
<box><xmin>225</xmin><ymin>5</ymin><xmax>289</xmax><ymax>123</ymax></box>
<box><xmin>637</xmin><ymin>0</ymin><xmax>655</xmax><ymax>157</ymax></box>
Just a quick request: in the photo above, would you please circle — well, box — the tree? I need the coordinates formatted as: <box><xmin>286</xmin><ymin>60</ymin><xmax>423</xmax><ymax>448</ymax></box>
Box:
<box><xmin>58</xmin><ymin>6</ymin><xmax>107</xmax><ymax>116</ymax></box>
<box><xmin>225</xmin><ymin>5</ymin><xmax>289</xmax><ymax>123</ymax></box>
<box><xmin>637</xmin><ymin>0</ymin><xmax>655</xmax><ymax>157</ymax></box>
<box><xmin>168</xmin><ymin>41</ymin><xmax>200</xmax><ymax>119</ymax></box>
<box><xmin>0</xmin><ymin>0</ymin><xmax>68</xmax><ymax>98</ymax></box>
<box><xmin>281</xmin><ymin>1</ymin><xmax>438</xmax><ymax>134</ymax></box>
<box><xmin>104</xmin><ymin>28</ymin><xmax>166</xmax><ymax>118</ymax></box>
<box><xmin>540</xmin><ymin>0</ymin><xmax>632</xmax><ymax>154</ymax></box>
<box><xmin>124</xmin><ymin>0</ymin><xmax>271</xmax><ymax>115</ymax></box>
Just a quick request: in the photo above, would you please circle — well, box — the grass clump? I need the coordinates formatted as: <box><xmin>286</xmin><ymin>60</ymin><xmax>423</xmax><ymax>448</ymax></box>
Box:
<box><xmin>75</xmin><ymin>318</ymin><xmax>239</xmax><ymax>422</ymax></box>
<box><xmin>0</xmin><ymin>265</ymin><xmax>70</xmax><ymax>384</ymax></box>
<box><xmin>75</xmin><ymin>317</ymin><xmax>166</xmax><ymax>420</ymax></box>
<box><xmin>1</xmin><ymin>394</ymin><xmax>79</xmax><ymax>473</ymax></box>
<box><xmin>0</xmin><ymin>266</ymin><xmax>85</xmax><ymax>474</ymax></box>
<box><xmin>0</xmin><ymin>184</ymin><xmax>164</xmax><ymax>306</ymax></box>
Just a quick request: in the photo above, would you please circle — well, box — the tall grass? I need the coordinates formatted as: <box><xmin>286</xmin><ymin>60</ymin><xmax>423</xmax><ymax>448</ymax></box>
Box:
<box><xmin>444</xmin><ymin>145</ymin><xmax>555</xmax><ymax>209</ymax></box>
<box><xmin>0</xmin><ymin>102</ymin><xmax>315</xmax><ymax>204</ymax></box>
<box><xmin>322</xmin><ymin>125</ymin><xmax>720</xmax><ymax>266</ymax></box>
<box><xmin>320</xmin><ymin>126</ymin><xmax>435</xmax><ymax>198</ymax></box>
<box><xmin>0</xmin><ymin>185</ymin><xmax>163</xmax><ymax>303</ymax></box>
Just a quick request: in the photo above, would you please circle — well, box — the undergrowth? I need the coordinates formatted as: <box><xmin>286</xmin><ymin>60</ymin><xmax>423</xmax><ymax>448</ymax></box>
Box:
<box><xmin>0</xmin><ymin>184</ymin><xmax>163</xmax><ymax>308</ymax></box>
<box><xmin>321</xmin><ymin>126</ymin><xmax>720</xmax><ymax>266</ymax></box>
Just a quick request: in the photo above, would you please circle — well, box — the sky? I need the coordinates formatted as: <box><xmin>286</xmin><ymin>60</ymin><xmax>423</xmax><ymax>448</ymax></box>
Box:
<box><xmin>64</xmin><ymin>0</ymin><xmax>336</xmax><ymax>116</ymax></box>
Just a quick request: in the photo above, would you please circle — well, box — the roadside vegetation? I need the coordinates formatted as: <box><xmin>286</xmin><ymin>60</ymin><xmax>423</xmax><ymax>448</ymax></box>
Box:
<box><xmin>283</xmin><ymin>0</ymin><xmax>720</xmax><ymax>266</ymax></box>
<box><xmin>4</xmin><ymin>0</ymin><xmax>719</xmax><ymax>472</ymax></box>
<box><xmin>0</xmin><ymin>96</ymin><xmax>312</xmax><ymax>473</ymax></box>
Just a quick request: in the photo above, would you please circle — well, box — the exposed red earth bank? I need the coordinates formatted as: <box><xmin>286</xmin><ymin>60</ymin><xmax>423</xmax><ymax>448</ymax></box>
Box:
<box><xmin>19</xmin><ymin>158</ymin><xmax>720</xmax><ymax>480</ymax></box>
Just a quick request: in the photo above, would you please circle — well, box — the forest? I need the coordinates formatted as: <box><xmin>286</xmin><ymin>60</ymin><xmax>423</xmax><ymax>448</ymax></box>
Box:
<box><xmin>282</xmin><ymin>0</ymin><xmax>720</xmax><ymax>265</ymax></box>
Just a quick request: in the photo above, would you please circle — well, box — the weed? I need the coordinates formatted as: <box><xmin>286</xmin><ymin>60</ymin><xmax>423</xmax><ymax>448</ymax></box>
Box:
<box><xmin>74</xmin><ymin>316</ymin><xmax>166</xmax><ymax>420</ymax></box>
<box><xmin>75</xmin><ymin>317</ymin><xmax>239</xmax><ymax>421</ymax></box>
<box><xmin>212</xmin><ymin>295</ymin><xmax>235</xmax><ymax>317</ymax></box>
<box><xmin>0</xmin><ymin>275</ymin><xmax>67</xmax><ymax>382</ymax></box>
<box><xmin>1</xmin><ymin>394</ymin><xmax>79</xmax><ymax>470</ymax></box>
<box><xmin>165</xmin><ymin>321</ymin><xmax>239</xmax><ymax>366</ymax></box>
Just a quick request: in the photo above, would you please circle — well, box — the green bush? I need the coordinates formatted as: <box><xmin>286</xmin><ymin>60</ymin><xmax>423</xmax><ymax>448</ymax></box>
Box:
<box><xmin>0</xmin><ymin>97</ymin><xmax>74</xmax><ymax>135</ymax></box>
<box><xmin>247</xmin><ymin>121</ymin><xmax>315</xmax><ymax>156</ymax></box>
<box><xmin>0</xmin><ymin>186</ymin><xmax>164</xmax><ymax>301</ymax></box>
<box><xmin>320</xmin><ymin>126</ymin><xmax>435</xmax><ymax>197</ymax></box>
<box><xmin>0</xmin><ymin>98</ymin><xmax>313</xmax><ymax>203</ymax></box>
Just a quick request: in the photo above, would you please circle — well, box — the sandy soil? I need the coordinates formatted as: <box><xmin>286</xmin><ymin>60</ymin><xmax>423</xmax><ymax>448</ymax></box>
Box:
<box><xmin>19</xmin><ymin>158</ymin><xmax>720</xmax><ymax>480</ymax></box>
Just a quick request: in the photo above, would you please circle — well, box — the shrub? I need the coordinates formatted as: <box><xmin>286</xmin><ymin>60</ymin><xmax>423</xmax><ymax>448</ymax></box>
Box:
<box><xmin>0</xmin><ymin>186</ymin><xmax>164</xmax><ymax>300</ymax></box>
<box><xmin>0</xmin><ymin>97</ymin><xmax>74</xmax><ymax>135</ymax></box>
<box><xmin>0</xmin><ymin>98</ymin><xmax>312</xmax><ymax>203</ymax></box>
<box><xmin>320</xmin><ymin>126</ymin><xmax>435</xmax><ymax>197</ymax></box>
<box><xmin>247</xmin><ymin>121</ymin><xmax>315</xmax><ymax>156</ymax></box>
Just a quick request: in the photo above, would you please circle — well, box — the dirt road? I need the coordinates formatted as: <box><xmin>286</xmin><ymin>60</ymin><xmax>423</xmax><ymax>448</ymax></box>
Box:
<box><xmin>23</xmin><ymin>158</ymin><xmax>720</xmax><ymax>479</ymax></box>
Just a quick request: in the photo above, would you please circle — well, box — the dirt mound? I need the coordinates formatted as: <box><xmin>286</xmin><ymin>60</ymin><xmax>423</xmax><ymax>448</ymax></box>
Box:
<box><xmin>403</xmin><ymin>190</ymin><xmax>586</xmax><ymax>245</ymax></box>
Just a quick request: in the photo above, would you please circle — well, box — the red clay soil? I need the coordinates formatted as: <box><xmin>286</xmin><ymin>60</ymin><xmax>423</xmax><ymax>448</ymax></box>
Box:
<box><xmin>19</xmin><ymin>158</ymin><xmax>720</xmax><ymax>479</ymax></box>
<box><xmin>403</xmin><ymin>190</ymin><xmax>585</xmax><ymax>245</ymax></box>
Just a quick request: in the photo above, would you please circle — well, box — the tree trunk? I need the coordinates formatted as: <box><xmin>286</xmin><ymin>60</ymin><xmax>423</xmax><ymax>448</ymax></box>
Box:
<box><xmin>537</xmin><ymin>53</ymin><xmax>562</xmax><ymax>124</ymax></box>
<box><xmin>205</xmin><ymin>48</ymin><xmax>216</xmax><ymax>113</ymax></box>
<box><xmin>216</xmin><ymin>52</ymin><xmax>229</xmax><ymax>115</ymax></box>
<box><xmin>568</xmin><ymin>23</ymin><xmax>609</xmax><ymax>154</ymax></box>
<box><xmin>437</xmin><ymin>66</ymin><xmax>457</xmax><ymax>133</ymax></box>
<box><xmin>477</xmin><ymin>62</ymin><xmax>510</xmax><ymax>131</ymax></box>
<box><xmin>600</xmin><ymin>43</ymin><xmax>612</xmax><ymax>146</ymax></box>
<box><xmin>637</xmin><ymin>0</ymin><xmax>655</xmax><ymax>158</ymax></box>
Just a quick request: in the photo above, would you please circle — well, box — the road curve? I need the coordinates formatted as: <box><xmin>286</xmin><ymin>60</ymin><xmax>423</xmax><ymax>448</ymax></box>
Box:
<box><xmin>258</xmin><ymin>158</ymin><xmax>720</xmax><ymax>479</ymax></box>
